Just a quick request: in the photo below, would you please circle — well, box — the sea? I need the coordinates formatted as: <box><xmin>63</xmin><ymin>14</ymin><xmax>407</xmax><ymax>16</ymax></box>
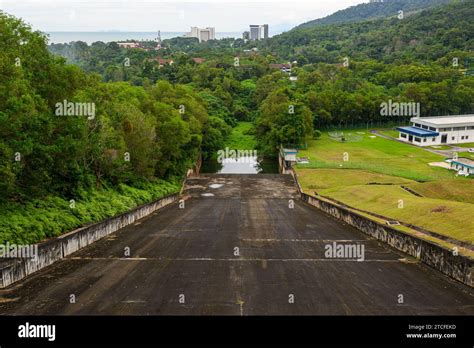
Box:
<box><xmin>46</xmin><ymin>32</ymin><xmax>242</xmax><ymax>44</ymax></box>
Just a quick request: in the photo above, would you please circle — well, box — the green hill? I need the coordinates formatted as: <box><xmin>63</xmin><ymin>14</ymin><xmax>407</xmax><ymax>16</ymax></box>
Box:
<box><xmin>261</xmin><ymin>1</ymin><xmax>473</xmax><ymax>64</ymax></box>
<box><xmin>296</xmin><ymin>0</ymin><xmax>453</xmax><ymax>29</ymax></box>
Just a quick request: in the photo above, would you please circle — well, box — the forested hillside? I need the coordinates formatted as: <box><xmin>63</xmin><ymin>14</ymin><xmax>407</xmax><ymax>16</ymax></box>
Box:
<box><xmin>296</xmin><ymin>0</ymin><xmax>452</xmax><ymax>29</ymax></box>
<box><xmin>48</xmin><ymin>1</ymin><xmax>474</xmax><ymax>143</ymax></box>
<box><xmin>262</xmin><ymin>1</ymin><xmax>473</xmax><ymax>63</ymax></box>
<box><xmin>0</xmin><ymin>12</ymin><xmax>229</xmax><ymax>243</ymax></box>
<box><xmin>0</xmin><ymin>12</ymin><xmax>221</xmax><ymax>201</ymax></box>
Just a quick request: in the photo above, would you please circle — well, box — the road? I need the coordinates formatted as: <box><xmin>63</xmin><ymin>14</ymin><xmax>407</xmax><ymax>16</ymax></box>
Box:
<box><xmin>0</xmin><ymin>174</ymin><xmax>473</xmax><ymax>315</ymax></box>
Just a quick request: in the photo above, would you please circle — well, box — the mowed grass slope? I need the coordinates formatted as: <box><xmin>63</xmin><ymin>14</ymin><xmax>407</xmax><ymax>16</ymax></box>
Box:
<box><xmin>296</xmin><ymin>169</ymin><xmax>414</xmax><ymax>191</ymax></box>
<box><xmin>295</xmin><ymin>131</ymin><xmax>474</xmax><ymax>245</ymax></box>
<box><xmin>407</xmin><ymin>180</ymin><xmax>474</xmax><ymax>204</ymax></box>
<box><xmin>298</xmin><ymin>131</ymin><xmax>455</xmax><ymax>181</ymax></box>
<box><xmin>319</xmin><ymin>183</ymin><xmax>474</xmax><ymax>244</ymax></box>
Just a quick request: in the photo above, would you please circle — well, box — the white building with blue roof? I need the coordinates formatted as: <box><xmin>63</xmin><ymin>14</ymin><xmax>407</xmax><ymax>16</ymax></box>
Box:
<box><xmin>397</xmin><ymin>115</ymin><xmax>474</xmax><ymax>146</ymax></box>
<box><xmin>450</xmin><ymin>158</ymin><xmax>474</xmax><ymax>175</ymax></box>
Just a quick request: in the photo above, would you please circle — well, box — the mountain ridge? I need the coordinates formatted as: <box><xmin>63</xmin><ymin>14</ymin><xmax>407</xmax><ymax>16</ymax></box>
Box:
<box><xmin>259</xmin><ymin>0</ymin><xmax>473</xmax><ymax>64</ymax></box>
<box><xmin>295</xmin><ymin>0</ymin><xmax>454</xmax><ymax>30</ymax></box>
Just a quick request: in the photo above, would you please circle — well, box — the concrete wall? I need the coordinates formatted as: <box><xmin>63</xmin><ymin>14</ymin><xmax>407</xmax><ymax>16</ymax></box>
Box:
<box><xmin>301</xmin><ymin>193</ymin><xmax>473</xmax><ymax>287</ymax></box>
<box><xmin>278</xmin><ymin>151</ymin><xmax>293</xmax><ymax>175</ymax></box>
<box><xmin>285</xmin><ymin>166</ymin><xmax>473</xmax><ymax>287</ymax></box>
<box><xmin>261</xmin><ymin>161</ymin><xmax>471</xmax><ymax>286</ymax></box>
<box><xmin>0</xmin><ymin>194</ymin><xmax>179</xmax><ymax>289</ymax></box>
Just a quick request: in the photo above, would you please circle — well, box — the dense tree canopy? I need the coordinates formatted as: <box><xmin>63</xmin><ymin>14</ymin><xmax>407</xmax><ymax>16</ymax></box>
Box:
<box><xmin>0</xmin><ymin>11</ymin><xmax>210</xmax><ymax>202</ymax></box>
<box><xmin>259</xmin><ymin>1</ymin><xmax>473</xmax><ymax>64</ymax></box>
<box><xmin>295</xmin><ymin>0</ymin><xmax>452</xmax><ymax>29</ymax></box>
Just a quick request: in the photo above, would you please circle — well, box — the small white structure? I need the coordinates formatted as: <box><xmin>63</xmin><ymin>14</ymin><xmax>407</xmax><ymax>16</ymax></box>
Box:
<box><xmin>450</xmin><ymin>158</ymin><xmax>474</xmax><ymax>176</ymax></box>
<box><xmin>281</xmin><ymin>148</ymin><xmax>298</xmax><ymax>162</ymax></box>
<box><xmin>279</xmin><ymin>147</ymin><xmax>298</xmax><ymax>174</ymax></box>
<box><xmin>397</xmin><ymin>115</ymin><xmax>474</xmax><ymax>146</ymax></box>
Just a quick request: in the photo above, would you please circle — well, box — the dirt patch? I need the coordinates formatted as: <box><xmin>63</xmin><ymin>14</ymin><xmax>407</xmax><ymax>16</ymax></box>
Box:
<box><xmin>431</xmin><ymin>206</ymin><xmax>450</xmax><ymax>213</ymax></box>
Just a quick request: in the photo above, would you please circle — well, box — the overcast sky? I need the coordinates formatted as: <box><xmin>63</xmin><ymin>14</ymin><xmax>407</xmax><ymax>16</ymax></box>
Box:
<box><xmin>0</xmin><ymin>0</ymin><xmax>368</xmax><ymax>32</ymax></box>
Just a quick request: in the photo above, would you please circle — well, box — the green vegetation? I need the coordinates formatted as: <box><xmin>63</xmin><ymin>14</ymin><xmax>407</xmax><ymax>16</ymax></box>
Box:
<box><xmin>224</xmin><ymin>122</ymin><xmax>257</xmax><ymax>150</ymax></box>
<box><xmin>261</xmin><ymin>1</ymin><xmax>473</xmax><ymax>64</ymax></box>
<box><xmin>407</xmin><ymin>180</ymin><xmax>474</xmax><ymax>204</ymax></box>
<box><xmin>297</xmin><ymin>131</ymin><xmax>454</xmax><ymax>181</ymax></box>
<box><xmin>454</xmin><ymin>143</ymin><xmax>474</xmax><ymax>148</ymax></box>
<box><xmin>0</xmin><ymin>180</ymin><xmax>180</xmax><ymax>245</ymax></box>
<box><xmin>457</xmin><ymin>152</ymin><xmax>474</xmax><ymax>160</ymax></box>
<box><xmin>295</xmin><ymin>131</ymin><xmax>474</xmax><ymax>244</ymax></box>
<box><xmin>296</xmin><ymin>169</ymin><xmax>414</xmax><ymax>191</ymax></box>
<box><xmin>255</xmin><ymin>86</ymin><xmax>313</xmax><ymax>155</ymax></box>
<box><xmin>319</xmin><ymin>183</ymin><xmax>474</xmax><ymax>244</ymax></box>
<box><xmin>378</xmin><ymin>129</ymin><xmax>401</xmax><ymax>138</ymax></box>
<box><xmin>0</xmin><ymin>12</ymin><xmax>208</xmax><ymax>244</ymax></box>
<box><xmin>296</xmin><ymin>0</ymin><xmax>451</xmax><ymax>29</ymax></box>
<box><xmin>47</xmin><ymin>1</ymin><xmax>474</xmax><ymax>148</ymax></box>
<box><xmin>429</xmin><ymin>145</ymin><xmax>453</xmax><ymax>150</ymax></box>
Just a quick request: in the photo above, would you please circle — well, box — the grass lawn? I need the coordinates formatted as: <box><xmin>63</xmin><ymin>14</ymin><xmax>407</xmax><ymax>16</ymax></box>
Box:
<box><xmin>378</xmin><ymin>129</ymin><xmax>399</xmax><ymax>138</ymax></box>
<box><xmin>454</xmin><ymin>142</ymin><xmax>474</xmax><ymax>148</ymax></box>
<box><xmin>429</xmin><ymin>145</ymin><xmax>453</xmax><ymax>150</ymax></box>
<box><xmin>224</xmin><ymin>121</ymin><xmax>257</xmax><ymax>150</ymax></box>
<box><xmin>295</xmin><ymin>130</ymin><xmax>474</xmax><ymax>245</ymax></box>
<box><xmin>407</xmin><ymin>179</ymin><xmax>474</xmax><ymax>204</ymax></box>
<box><xmin>298</xmin><ymin>130</ymin><xmax>455</xmax><ymax>181</ymax></box>
<box><xmin>296</xmin><ymin>169</ymin><xmax>414</xmax><ymax>191</ymax></box>
<box><xmin>457</xmin><ymin>151</ymin><xmax>474</xmax><ymax>160</ymax></box>
<box><xmin>318</xmin><ymin>184</ymin><xmax>474</xmax><ymax>244</ymax></box>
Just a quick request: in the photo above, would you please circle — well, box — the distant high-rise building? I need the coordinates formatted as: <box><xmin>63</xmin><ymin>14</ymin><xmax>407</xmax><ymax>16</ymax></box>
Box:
<box><xmin>249</xmin><ymin>24</ymin><xmax>269</xmax><ymax>40</ymax></box>
<box><xmin>249</xmin><ymin>25</ymin><xmax>261</xmax><ymax>40</ymax></box>
<box><xmin>186</xmin><ymin>27</ymin><xmax>216</xmax><ymax>42</ymax></box>
<box><xmin>242</xmin><ymin>31</ymin><xmax>250</xmax><ymax>40</ymax></box>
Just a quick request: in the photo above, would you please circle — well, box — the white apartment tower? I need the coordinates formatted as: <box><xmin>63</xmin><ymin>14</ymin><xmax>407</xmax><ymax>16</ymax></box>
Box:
<box><xmin>249</xmin><ymin>24</ymin><xmax>269</xmax><ymax>40</ymax></box>
<box><xmin>187</xmin><ymin>27</ymin><xmax>216</xmax><ymax>42</ymax></box>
